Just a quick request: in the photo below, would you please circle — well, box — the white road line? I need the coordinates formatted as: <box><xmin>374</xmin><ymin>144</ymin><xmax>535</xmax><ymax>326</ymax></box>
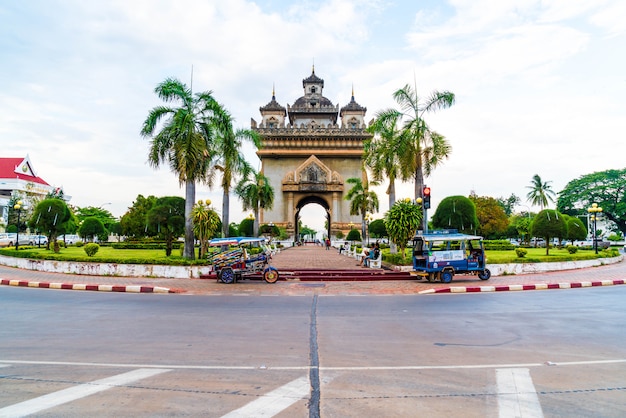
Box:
<box><xmin>0</xmin><ymin>368</ymin><xmax>170</xmax><ymax>418</ymax></box>
<box><xmin>1</xmin><ymin>358</ymin><xmax>625</xmax><ymax>371</ymax></box>
<box><xmin>220</xmin><ymin>375</ymin><xmax>310</xmax><ymax>418</ymax></box>
<box><xmin>497</xmin><ymin>368</ymin><xmax>544</xmax><ymax>418</ymax></box>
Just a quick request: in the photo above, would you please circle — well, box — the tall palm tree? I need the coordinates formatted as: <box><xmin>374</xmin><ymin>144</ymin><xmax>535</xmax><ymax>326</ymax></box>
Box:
<box><xmin>211</xmin><ymin>109</ymin><xmax>261</xmax><ymax>238</ymax></box>
<box><xmin>141</xmin><ymin>78</ymin><xmax>222</xmax><ymax>259</ymax></box>
<box><xmin>345</xmin><ymin>176</ymin><xmax>379</xmax><ymax>244</ymax></box>
<box><xmin>526</xmin><ymin>174</ymin><xmax>555</xmax><ymax>210</ymax></box>
<box><xmin>235</xmin><ymin>170</ymin><xmax>275</xmax><ymax>237</ymax></box>
<box><xmin>374</xmin><ymin>83</ymin><xmax>455</xmax><ymax>231</ymax></box>
<box><xmin>366</xmin><ymin>111</ymin><xmax>402</xmax><ymax>252</ymax></box>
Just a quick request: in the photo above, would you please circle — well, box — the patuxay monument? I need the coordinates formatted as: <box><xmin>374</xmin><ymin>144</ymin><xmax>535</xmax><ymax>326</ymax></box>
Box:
<box><xmin>251</xmin><ymin>66</ymin><xmax>372</xmax><ymax>240</ymax></box>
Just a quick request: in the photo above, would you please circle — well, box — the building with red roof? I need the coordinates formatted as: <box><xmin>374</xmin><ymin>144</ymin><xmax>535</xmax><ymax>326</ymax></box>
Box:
<box><xmin>1</xmin><ymin>155</ymin><xmax>60</xmax><ymax>229</ymax></box>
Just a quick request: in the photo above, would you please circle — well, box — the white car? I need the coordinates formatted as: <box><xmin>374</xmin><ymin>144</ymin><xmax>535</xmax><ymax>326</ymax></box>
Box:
<box><xmin>57</xmin><ymin>234</ymin><xmax>81</xmax><ymax>244</ymax></box>
<box><xmin>0</xmin><ymin>233</ymin><xmax>31</xmax><ymax>247</ymax></box>
<box><xmin>29</xmin><ymin>235</ymin><xmax>48</xmax><ymax>245</ymax></box>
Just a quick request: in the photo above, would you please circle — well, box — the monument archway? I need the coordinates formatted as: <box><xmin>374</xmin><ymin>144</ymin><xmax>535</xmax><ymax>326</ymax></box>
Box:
<box><xmin>294</xmin><ymin>197</ymin><xmax>330</xmax><ymax>240</ymax></box>
<box><xmin>251</xmin><ymin>67</ymin><xmax>372</xmax><ymax>241</ymax></box>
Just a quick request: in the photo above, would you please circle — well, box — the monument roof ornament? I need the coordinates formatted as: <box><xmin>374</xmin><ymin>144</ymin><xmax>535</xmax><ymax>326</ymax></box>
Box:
<box><xmin>340</xmin><ymin>88</ymin><xmax>366</xmax><ymax>114</ymax></box>
<box><xmin>302</xmin><ymin>65</ymin><xmax>324</xmax><ymax>87</ymax></box>
<box><xmin>260</xmin><ymin>85</ymin><xmax>286</xmax><ymax>113</ymax></box>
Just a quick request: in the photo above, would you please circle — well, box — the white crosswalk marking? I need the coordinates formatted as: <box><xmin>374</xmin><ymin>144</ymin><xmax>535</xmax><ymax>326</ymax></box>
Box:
<box><xmin>497</xmin><ymin>368</ymin><xmax>544</xmax><ymax>418</ymax></box>
<box><xmin>0</xmin><ymin>368</ymin><xmax>171</xmax><ymax>418</ymax></box>
<box><xmin>221</xmin><ymin>375</ymin><xmax>310</xmax><ymax>418</ymax></box>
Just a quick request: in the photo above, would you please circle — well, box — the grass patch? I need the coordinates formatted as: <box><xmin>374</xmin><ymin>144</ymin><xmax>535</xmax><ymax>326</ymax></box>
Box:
<box><xmin>0</xmin><ymin>246</ymin><xmax>207</xmax><ymax>266</ymax></box>
<box><xmin>486</xmin><ymin>248</ymin><xmax>603</xmax><ymax>264</ymax></box>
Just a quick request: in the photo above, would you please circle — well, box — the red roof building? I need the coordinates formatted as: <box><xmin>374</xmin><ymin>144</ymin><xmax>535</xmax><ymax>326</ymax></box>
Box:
<box><xmin>1</xmin><ymin>155</ymin><xmax>58</xmax><ymax>228</ymax></box>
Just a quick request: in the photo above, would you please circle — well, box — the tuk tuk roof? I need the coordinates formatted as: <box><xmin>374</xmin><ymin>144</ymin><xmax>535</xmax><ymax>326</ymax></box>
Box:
<box><xmin>413</xmin><ymin>230</ymin><xmax>483</xmax><ymax>241</ymax></box>
<box><xmin>208</xmin><ymin>237</ymin><xmax>266</xmax><ymax>247</ymax></box>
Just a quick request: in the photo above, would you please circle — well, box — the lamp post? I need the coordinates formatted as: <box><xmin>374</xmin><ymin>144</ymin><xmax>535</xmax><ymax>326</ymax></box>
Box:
<box><xmin>587</xmin><ymin>203</ymin><xmax>603</xmax><ymax>254</ymax></box>
<box><xmin>13</xmin><ymin>200</ymin><xmax>23</xmax><ymax>251</ymax></box>
<box><xmin>415</xmin><ymin>197</ymin><xmax>426</xmax><ymax>234</ymax></box>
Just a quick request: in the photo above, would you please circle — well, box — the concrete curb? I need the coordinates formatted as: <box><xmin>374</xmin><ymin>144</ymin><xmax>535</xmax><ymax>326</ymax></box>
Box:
<box><xmin>418</xmin><ymin>279</ymin><xmax>625</xmax><ymax>294</ymax></box>
<box><xmin>0</xmin><ymin>278</ymin><xmax>177</xmax><ymax>294</ymax></box>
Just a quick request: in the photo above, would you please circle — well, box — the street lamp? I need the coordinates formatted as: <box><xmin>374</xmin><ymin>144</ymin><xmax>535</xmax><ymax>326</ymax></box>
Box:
<box><xmin>415</xmin><ymin>197</ymin><xmax>426</xmax><ymax>234</ymax></box>
<box><xmin>13</xmin><ymin>200</ymin><xmax>23</xmax><ymax>251</ymax></box>
<box><xmin>587</xmin><ymin>203</ymin><xmax>603</xmax><ymax>254</ymax></box>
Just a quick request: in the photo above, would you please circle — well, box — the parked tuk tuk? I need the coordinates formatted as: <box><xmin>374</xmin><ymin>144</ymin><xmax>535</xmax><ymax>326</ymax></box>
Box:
<box><xmin>411</xmin><ymin>230</ymin><xmax>491</xmax><ymax>283</ymax></box>
<box><xmin>208</xmin><ymin>237</ymin><xmax>279</xmax><ymax>284</ymax></box>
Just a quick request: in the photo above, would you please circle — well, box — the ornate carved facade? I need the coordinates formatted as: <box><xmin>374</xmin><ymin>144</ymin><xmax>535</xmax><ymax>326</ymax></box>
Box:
<box><xmin>251</xmin><ymin>67</ymin><xmax>371</xmax><ymax>239</ymax></box>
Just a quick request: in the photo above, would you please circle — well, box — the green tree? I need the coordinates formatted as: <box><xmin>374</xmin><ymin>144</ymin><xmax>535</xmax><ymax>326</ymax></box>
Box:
<box><xmin>470</xmin><ymin>194</ymin><xmax>509</xmax><ymax>239</ymax></box>
<box><xmin>384</xmin><ymin>199</ymin><xmax>422</xmax><ymax>258</ymax></box>
<box><xmin>431</xmin><ymin>196</ymin><xmax>479</xmax><ymax>234</ymax></box>
<box><xmin>147</xmin><ymin>196</ymin><xmax>185</xmax><ymax>256</ymax></box>
<box><xmin>345</xmin><ymin>176</ymin><xmax>379</xmax><ymax>244</ymax></box>
<box><xmin>75</xmin><ymin>206</ymin><xmax>116</xmax><ymax>231</ymax></box>
<box><xmin>369</xmin><ymin>218</ymin><xmax>387</xmax><ymax>239</ymax></box>
<box><xmin>78</xmin><ymin>217</ymin><xmax>105</xmax><ymax>242</ymax></box>
<box><xmin>192</xmin><ymin>200</ymin><xmax>221</xmax><ymax>258</ymax></box>
<box><xmin>239</xmin><ymin>217</ymin><xmax>254</xmax><ymax>237</ymax></box>
<box><xmin>373</xmin><ymin>83</ymin><xmax>455</xmax><ymax>231</ymax></box>
<box><xmin>235</xmin><ymin>170</ymin><xmax>274</xmax><ymax>238</ymax></box>
<box><xmin>530</xmin><ymin>209</ymin><xmax>567</xmax><ymax>255</ymax></box>
<box><xmin>557</xmin><ymin>168</ymin><xmax>626</xmax><ymax>236</ymax></box>
<box><xmin>497</xmin><ymin>193</ymin><xmax>521</xmax><ymax>216</ymax></box>
<box><xmin>346</xmin><ymin>228</ymin><xmax>361</xmax><ymax>242</ymax></box>
<box><xmin>526</xmin><ymin>174</ymin><xmax>555</xmax><ymax>210</ymax></box>
<box><xmin>141</xmin><ymin>77</ymin><xmax>223</xmax><ymax>259</ymax></box>
<box><xmin>120</xmin><ymin>195</ymin><xmax>158</xmax><ymax>238</ymax></box>
<box><xmin>366</xmin><ymin>111</ymin><xmax>402</xmax><ymax>252</ymax></box>
<box><xmin>510</xmin><ymin>213</ymin><xmax>533</xmax><ymax>244</ymax></box>
<box><xmin>563</xmin><ymin>214</ymin><xmax>587</xmax><ymax>244</ymax></box>
<box><xmin>29</xmin><ymin>198</ymin><xmax>72</xmax><ymax>252</ymax></box>
<box><xmin>210</xmin><ymin>109</ymin><xmax>261</xmax><ymax>238</ymax></box>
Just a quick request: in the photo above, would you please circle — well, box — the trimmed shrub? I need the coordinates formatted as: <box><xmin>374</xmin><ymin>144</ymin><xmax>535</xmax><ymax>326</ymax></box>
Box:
<box><xmin>566</xmin><ymin>245</ymin><xmax>578</xmax><ymax>254</ymax></box>
<box><xmin>515</xmin><ymin>248</ymin><xmax>528</xmax><ymax>258</ymax></box>
<box><xmin>84</xmin><ymin>243</ymin><xmax>100</xmax><ymax>257</ymax></box>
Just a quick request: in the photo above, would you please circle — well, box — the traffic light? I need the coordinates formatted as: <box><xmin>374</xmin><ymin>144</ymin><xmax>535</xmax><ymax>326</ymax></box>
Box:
<box><xmin>422</xmin><ymin>186</ymin><xmax>431</xmax><ymax>209</ymax></box>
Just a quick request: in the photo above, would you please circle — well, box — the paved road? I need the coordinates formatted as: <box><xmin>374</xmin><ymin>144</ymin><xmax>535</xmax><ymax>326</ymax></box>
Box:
<box><xmin>0</xmin><ymin>244</ymin><xmax>625</xmax><ymax>296</ymax></box>
<box><xmin>1</xmin><ymin>285</ymin><xmax>625</xmax><ymax>417</ymax></box>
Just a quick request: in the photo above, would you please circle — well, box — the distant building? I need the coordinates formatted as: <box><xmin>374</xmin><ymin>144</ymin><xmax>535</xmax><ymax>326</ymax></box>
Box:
<box><xmin>0</xmin><ymin>155</ymin><xmax>64</xmax><ymax>229</ymax></box>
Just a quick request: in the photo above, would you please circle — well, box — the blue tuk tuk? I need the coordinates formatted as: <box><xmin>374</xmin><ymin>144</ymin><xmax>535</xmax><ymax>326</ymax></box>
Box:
<box><xmin>411</xmin><ymin>230</ymin><xmax>491</xmax><ymax>283</ymax></box>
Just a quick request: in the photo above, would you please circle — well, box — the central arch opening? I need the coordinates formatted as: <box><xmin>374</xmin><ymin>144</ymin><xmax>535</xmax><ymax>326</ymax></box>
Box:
<box><xmin>295</xmin><ymin>196</ymin><xmax>330</xmax><ymax>242</ymax></box>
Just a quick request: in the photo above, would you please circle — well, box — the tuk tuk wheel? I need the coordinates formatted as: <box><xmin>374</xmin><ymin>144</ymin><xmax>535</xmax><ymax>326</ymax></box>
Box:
<box><xmin>219</xmin><ymin>267</ymin><xmax>235</xmax><ymax>284</ymax></box>
<box><xmin>441</xmin><ymin>270</ymin><xmax>454</xmax><ymax>283</ymax></box>
<box><xmin>263</xmin><ymin>268</ymin><xmax>279</xmax><ymax>284</ymax></box>
<box><xmin>478</xmin><ymin>269</ymin><xmax>491</xmax><ymax>280</ymax></box>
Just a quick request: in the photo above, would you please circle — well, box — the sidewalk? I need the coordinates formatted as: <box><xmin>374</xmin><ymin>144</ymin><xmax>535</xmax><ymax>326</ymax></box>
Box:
<box><xmin>1</xmin><ymin>245</ymin><xmax>625</xmax><ymax>296</ymax></box>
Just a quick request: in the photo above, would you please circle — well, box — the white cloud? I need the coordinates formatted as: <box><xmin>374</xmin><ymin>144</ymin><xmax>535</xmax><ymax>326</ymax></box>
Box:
<box><xmin>1</xmin><ymin>0</ymin><xmax>624</xmax><ymax>233</ymax></box>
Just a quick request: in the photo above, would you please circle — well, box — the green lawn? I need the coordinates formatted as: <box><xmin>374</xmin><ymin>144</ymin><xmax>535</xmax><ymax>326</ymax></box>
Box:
<box><xmin>485</xmin><ymin>248</ymin><xmax>602</xmax><ymax>264</ymax></box>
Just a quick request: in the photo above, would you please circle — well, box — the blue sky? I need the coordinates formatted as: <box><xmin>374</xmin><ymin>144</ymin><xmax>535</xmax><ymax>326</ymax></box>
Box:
<box><xmin>1</xmin><ymin>0</ymin><xmax>624</xmax><ymax>232</ymax></box>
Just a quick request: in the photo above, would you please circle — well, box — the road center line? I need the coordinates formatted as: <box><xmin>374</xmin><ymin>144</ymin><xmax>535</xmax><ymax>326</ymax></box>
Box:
<box><xmin>220</xmin><ymin>375</ymin><xmax>310</xmax><ymax>418</ymax></box>
<box><xmin>497</xmin><ymin>368</ymin><xmax>544</xmax><ymax>418</ymax></box>
<box><xmin>0</xmin><ymin>368</ymin><xmax>170</xmax><ymax>418</ymax></box>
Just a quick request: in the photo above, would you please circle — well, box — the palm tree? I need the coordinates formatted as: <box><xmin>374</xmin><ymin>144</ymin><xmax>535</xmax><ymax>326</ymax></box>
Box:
<box><xmin>526</xmin><ymin>174</ymin><xmax>556</xmax><ymax>210</ymax></box>
<box><xmin>345</xmin><ymin>176</ymin><xmax>379</xmax><ymax>244</ymax></box>
<box><xmin>235</xmin><ymin>170</ymin><xmax>275</xmax><ymax>237</ymax></box>
<box><xmin>141</xmin><ymin>78</ymin><xmax>222</xmax><ymax>259</ymax></box>
<box><xmin>366</xmin><ymin>112</ymin><xmax>402</xmax><ymax>252</ymax></box>
<box><xmin>374</xmin><ymin>83</ymin><xmax>455</xmax><ymax>231</ymax></box>
<box><xmin>211</xmin><ymin>109</ymin><xmax>261</xmax><ymax>238</ymax></box>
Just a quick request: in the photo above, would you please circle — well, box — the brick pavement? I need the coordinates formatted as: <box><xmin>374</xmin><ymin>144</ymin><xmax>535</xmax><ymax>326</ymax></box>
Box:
<box><xmin>0</xmin><ymin>244</ymin><xmax>625</xmax><ymax>296</ymax></box>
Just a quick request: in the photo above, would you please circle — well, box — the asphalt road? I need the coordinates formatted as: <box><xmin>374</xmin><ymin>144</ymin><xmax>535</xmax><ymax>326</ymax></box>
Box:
<box><xmin>1</xmin><ymin>285</ymin><xmax>625</xmax><ymax>417</ymax></box>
